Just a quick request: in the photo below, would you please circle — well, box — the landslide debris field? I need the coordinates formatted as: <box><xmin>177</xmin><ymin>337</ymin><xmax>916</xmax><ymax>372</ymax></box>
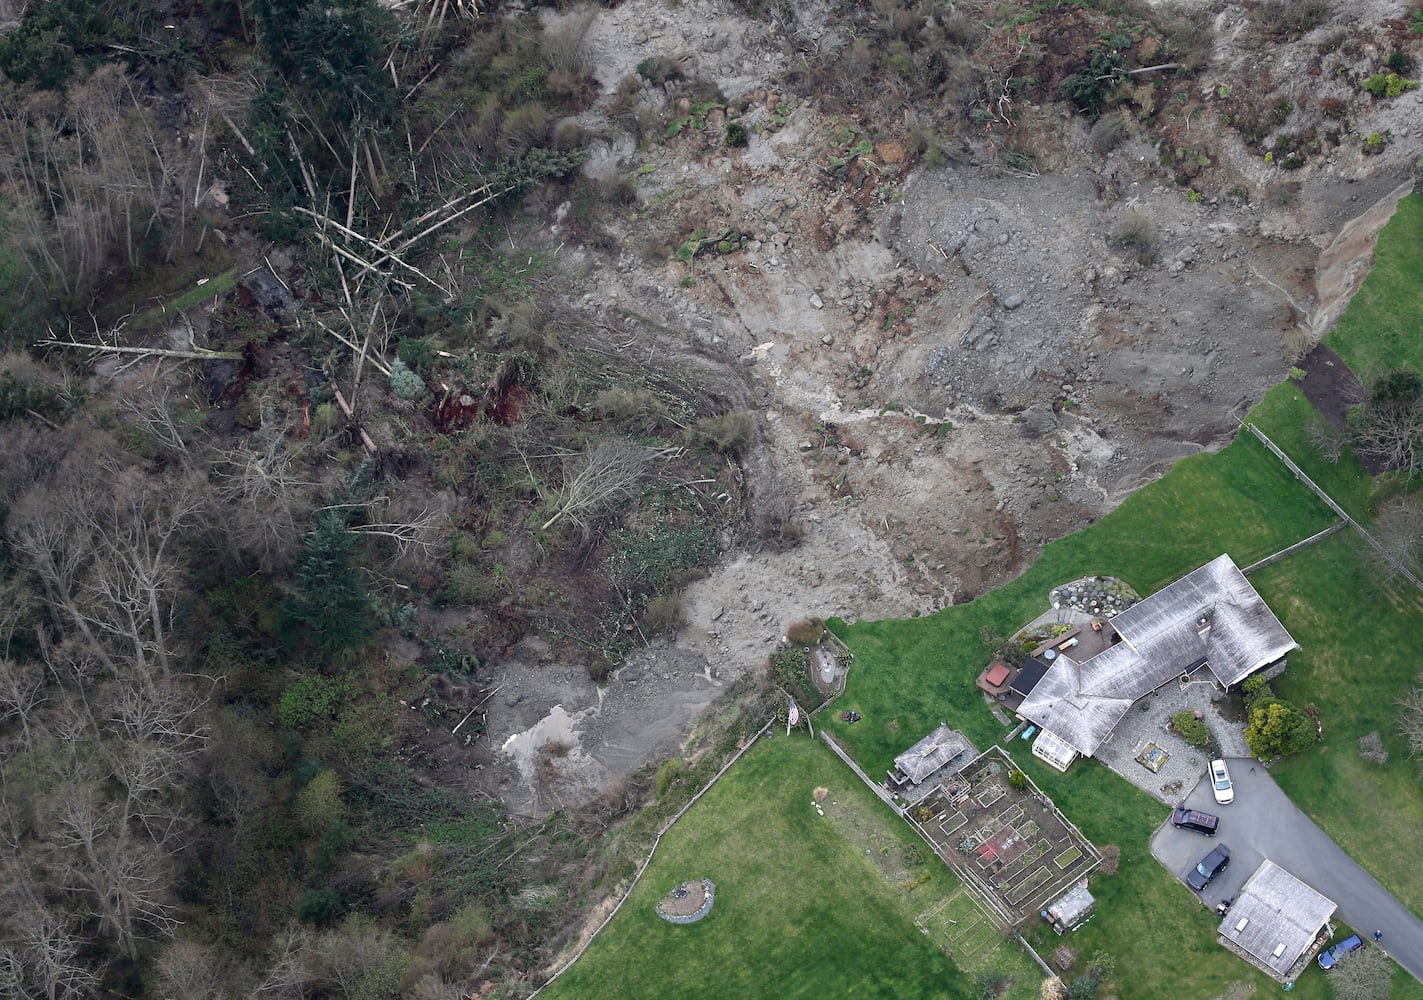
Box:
<box><xmin>483</xmin><ymin>0</ymin><xmax>1421</xmax><ymax>816</ymax></box>
<box><xmin>2</xmin><ymin>0</ymin><xmax>1421</xmax><ymax>993</ymax></box>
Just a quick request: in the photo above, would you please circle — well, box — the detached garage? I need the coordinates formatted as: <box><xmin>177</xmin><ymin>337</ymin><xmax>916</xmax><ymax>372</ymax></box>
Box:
<box><xmin>1217</xmin><ymin>860</ymin><xmax>1335</xmax><ymax>983</ymax></box>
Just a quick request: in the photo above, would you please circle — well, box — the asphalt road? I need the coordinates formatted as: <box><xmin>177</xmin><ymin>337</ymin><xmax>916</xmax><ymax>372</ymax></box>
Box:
<box><xmin>1148</xmin><ymin>757</ymin><xmax>1423</xmax><ymax>983</ymax></box>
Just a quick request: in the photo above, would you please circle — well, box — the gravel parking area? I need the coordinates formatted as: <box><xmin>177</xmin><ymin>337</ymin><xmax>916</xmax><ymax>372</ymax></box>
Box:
<box><xmin>1093</xmin><ymin>669</ymin><xmax>1248</xmax><ymax>804</ymax></box>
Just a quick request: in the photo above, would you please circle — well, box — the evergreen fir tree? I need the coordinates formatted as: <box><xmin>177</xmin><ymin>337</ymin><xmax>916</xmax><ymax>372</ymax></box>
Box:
<box><xmin>284</xmin><ymin>510</ymin><xmax>374</xmax><ymax>658</ymax></box>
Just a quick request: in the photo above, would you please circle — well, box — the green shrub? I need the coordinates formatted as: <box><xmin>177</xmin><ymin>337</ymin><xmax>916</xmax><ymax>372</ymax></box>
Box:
<box><xmin>655</xmin><ymin>758</ymin><xmax>685</xmax><ymax>797</ymax></box>
<box><xmin>642</xmin><ymin>592</ymin><xmax>683</xmax><ymax>635</ymax></box>
<box><xmin>636</xmin><ymin>55</ymin><xmax>683</xmax><ymax>84</ymax></box>
<box><xmin>396</xmin><ymin>336</ymin><xmax>436</xmax><ymax>370</ymax></box>
<box><xmin>0</xmin><ymin>370</ymin><xmax>63</xmax><ymax>424</ymax></box>
<box><xmin>686</xmin><ymin>410</ymin><xmax>755</xmax><ymax>454</ymax></box>
<box><xmin>0</xmin><ymin>0</ymin><xmax>112</xmax><ymax>88</ymax></box>
<box><xmin>1008</xmin><ymin>770</ymin><xmax>1027</xmax><ymax>789</ymax></box>
<box><xmin>1061</xmin><ymin>49</ymin><xmax>1123</xmax><ymax>120</ymax></box>
<box><xmin>389</xmin><ymin>358</ymin><xmax>427</xmax><ymax>400</ymax></box>
<box><xmin>1241</xmin><ymin>673</ymin><xmax>1273</xmax><ymax>705</ymax></box>
<box><xmin>768</xmin><ymin>646</ymin><xmax>816</xmax><ymax>707</ymax></box>
<box><xmin>725</xmin><ymin>120</ymin><xmax>749</xmax><ymax>147</ymax></box>
<box><xmin>1170</xmin><ymin>711</ymin><xmax>1212</xmax><ymax>748</ymax></box>
<box><xmin>297</xmin><ymin>887</ymin><xmax>344</xmax><ymax>925</ymax></box>
<box><xmin>279</xmin><ymin>676</ymin><xmax>351</xmax><ymax>730</ymax></box>
<box><xmin>1363</xmin><ymin>131</ymin><xmax>1390</xmax><ymax>155</ymax></box>
<box><xmin>314</xmin><ymin>818</ymin><xmax>354</xmax><ymax>873</ymax></box>
<box><xmin>1249</xmin><ymin>0</ymin><xmax>1329</xmax><ymax>41</ymax></box>
<box><xmin>294</xmin><ymin>769</ymin><xmax>346</xmax><ymax>835</ymax></box>
<box><xmin>1362</xmin><ymin>73</ymin><xmax>1419</xmax><ymax>99</ymax></box>
<box><xmin>1244</xmin><ymin>696</ymin><xmax>1315</xmax><ymax>759</ymax></box>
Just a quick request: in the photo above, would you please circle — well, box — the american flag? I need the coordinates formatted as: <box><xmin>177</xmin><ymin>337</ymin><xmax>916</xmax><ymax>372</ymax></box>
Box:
<box><xmin>788</xmin><ymin>698</ymin><xmax>800</xmax><ymax>727</ymax></box>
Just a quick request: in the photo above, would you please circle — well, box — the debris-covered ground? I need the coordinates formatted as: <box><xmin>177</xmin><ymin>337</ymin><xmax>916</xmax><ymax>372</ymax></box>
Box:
<box><xmin>475</xmin><ymin>0</ymin><xmax>1423</xmax><ymax>815</ymax></box>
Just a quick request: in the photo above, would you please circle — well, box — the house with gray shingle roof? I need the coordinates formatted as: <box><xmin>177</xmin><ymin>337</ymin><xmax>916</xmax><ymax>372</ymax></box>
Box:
<box><xmin>1017</xmin><ymin>554</ymin><xmax>1297</xmax><ymax>759</ymax></box>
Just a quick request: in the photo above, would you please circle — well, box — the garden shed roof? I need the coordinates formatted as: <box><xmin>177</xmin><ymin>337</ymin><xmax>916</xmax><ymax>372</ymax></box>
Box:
<box><xmin>892</xmin><ymin>725</ymin><xmax>976</xmax><ymax>785</ymax></box>
<box><xmin>1219</xmin><ymin>860</ymin><xmax>1335</xmax><ymax>980</ymax></box>
<box><xmin>1018</xmin><ymin>555</ymin><xmax>1296</xmax><ymax>756</ymax></box>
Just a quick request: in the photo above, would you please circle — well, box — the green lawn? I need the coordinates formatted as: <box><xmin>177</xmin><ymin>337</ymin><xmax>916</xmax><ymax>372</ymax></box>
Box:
<box><xmin>826</xmin><ymin>426</ymin><xmax>1336</xmax><ymax>779</ymax></box>
<box><xmin>1325</xmin><ymin>192</ymin><xmax>1423</xmax><ymax>379</ymax></box>
<box><xmin>1253</xmin><ymin>531</ymin><xmax>1423</xmax><ymax>915</ymax></box>
<box><xmin>546</xmin><ymin>737</ymin><xmax>994</xmax><ymax>1000</ymax></box>
<box><xmin>1247</xmin><ymin>383</ymin><xmax>1377</xmax><ymax>522</ymax></box>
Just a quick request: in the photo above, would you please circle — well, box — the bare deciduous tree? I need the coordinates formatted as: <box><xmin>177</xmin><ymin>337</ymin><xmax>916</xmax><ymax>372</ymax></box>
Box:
<box><xmin>155</xmin><ymin>939</ymin><xmax>240</xmax><ymax>1000</ymax></box>
<box><xmin>210</xmin><ymin>416</ymin><xmax>316</xmax><ymax>572</ymax></box>
<box><xmin>115</xmin><ymin>378</ymin><xmax>201</xmax><ymax>463</ymax></box>
<box><xmin>529</xmin><ymin>439</ymin><xmax>654</xmax><ymax>532</ymax></box>
<box><xmin>1328</xmin><ymin>942</ymin><xmax>1392</xmax><ymax>1000</ymax></box>
<box><xmin>248</xmin><ymin>924</ymin><xmax>311</xmax><ymax>999</ymax></box>
<box><xmin>1306</xmin><ymin>415</ymin><xmax>1345</xmax><ymax>464</ymax></box>
<box><xmin>1397</xmin><ymin>673</ymin><xmax>1423</xmax><ymax>763</ymax></box>
<box><xmin>0</xmin><ymin>896</ymin><xmax>100</xmax><ymax>1000</ymax></box>
<box><xmin>307</xmin><ymin>915</ymin><xmax>398</xmax><ymax>998</ymax></box>
<box><xmin>1366</xmin><ymin>498</ymin><xmax>1423</xmax><ymax>585</ymax></box>
<box><xmin>0</xmin><ymin>658</ymin><xmax>45</xmax><ymax>749</ymax></box>
<box><xmin>7</xmin><ymin>450</ymin><xmax>201</xmax><ymax>684</ymax></box>
<box><xmin>1352</xmin><ymin>371</ymin><xmax>1423</xmax><ymax>473</ymax></box>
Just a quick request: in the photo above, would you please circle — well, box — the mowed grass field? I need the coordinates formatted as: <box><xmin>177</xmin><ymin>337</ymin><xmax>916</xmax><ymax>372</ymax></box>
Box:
<box><xmin>1253</xmin><ymin>532</ymin><xmax>1423</xmax><ymax>914</ymax></box>
<box><xmin>545</xmin><ymin>736</ymin><xmax>1013</xmax><ymax>1000</ymax></box>
<box><xmin>1247</xmin><ymin>383</ymin><xmax>1377</xmax><ymax>521</ymax></box>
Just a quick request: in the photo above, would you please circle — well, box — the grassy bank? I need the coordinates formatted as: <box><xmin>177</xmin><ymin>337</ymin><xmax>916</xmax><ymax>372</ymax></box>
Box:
<box><xmin>1247</xmin><ymin>383</ymin><xmax>1376</xmax><ymax>521</ymax></box>
<box><xmin>1325</xmin><ymin>192</ymin><xmax>1423</xmax><ymax>379</ymax></box>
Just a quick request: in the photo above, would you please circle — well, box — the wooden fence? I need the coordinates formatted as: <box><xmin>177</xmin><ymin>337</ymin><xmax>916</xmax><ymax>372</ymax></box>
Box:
<box><xmin>1244</xmin><ymin>423</ymin><xmax>1423</xmax><ymax>592</ymax></box>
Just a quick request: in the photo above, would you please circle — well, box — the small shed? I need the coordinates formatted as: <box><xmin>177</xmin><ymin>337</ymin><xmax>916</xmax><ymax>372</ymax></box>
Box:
<box><xmin>1042</xmin><ymin>883</ymin><xmax>1095</xmax><ymax>934</ymax></box>
<box><xmin>887</xmin><ymin>725</ymin><xmax>977</xmax><ymax>806</ymax></box>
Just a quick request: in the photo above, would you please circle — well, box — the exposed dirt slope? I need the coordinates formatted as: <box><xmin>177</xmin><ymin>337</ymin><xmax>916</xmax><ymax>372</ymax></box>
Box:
<box><xmin>480</xmin><ymin>0</ymin><xmax>1422</xmax><ymax>814</ymax></box>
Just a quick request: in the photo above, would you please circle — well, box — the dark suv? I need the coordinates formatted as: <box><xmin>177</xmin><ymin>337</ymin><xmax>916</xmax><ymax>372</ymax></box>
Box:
<box><xmin>1172</xmin><ymin>804</ymin><xmax>1219</xmax><ymax>836</ymax></box>
<box><xmin>1185</xmin><ymin>844</ymin><xmax>1231</xmax><ymax>891</ymax></box>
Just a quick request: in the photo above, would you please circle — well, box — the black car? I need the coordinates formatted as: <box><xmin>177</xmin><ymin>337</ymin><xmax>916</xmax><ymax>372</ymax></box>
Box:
<box><xmin>1172</xmin><ymin>804</ymin><xmax>1219</xmax><ymax>836</ymax></box>
<box><xmin>1185</xmin><ymin>844</ymin><xmax>1231</xmax><ymax>891</ymax></box>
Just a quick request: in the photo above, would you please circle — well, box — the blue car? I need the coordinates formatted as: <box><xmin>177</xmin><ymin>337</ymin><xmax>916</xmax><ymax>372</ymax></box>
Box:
<box><xmin>1318</xmin><ymin>934</ymin><xmax>1365</xmax><ymax>970</ymax></box>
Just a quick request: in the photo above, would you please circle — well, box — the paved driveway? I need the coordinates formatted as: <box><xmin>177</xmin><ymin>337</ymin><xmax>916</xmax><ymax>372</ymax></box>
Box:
<box><xmin>1149</xmin><ymin>758</ymin><xmax>1423</xmax><ymax>983</ymax></box>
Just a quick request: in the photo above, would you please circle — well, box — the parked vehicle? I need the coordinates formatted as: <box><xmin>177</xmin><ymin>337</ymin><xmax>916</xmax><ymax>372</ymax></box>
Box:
<box><xmin>1318</xmin><ymin>935</ymin><xmax>1365</xmax><ymax>970</ymax></box>
<box><xmin>1186</xmin><ymin>844</ymin><xmax>1231</xmax><ymax>891</ymax></box>
<box><xmin>1210</xmin><ymin>759</ymin><xmax>1234</xmax><ymax>805</ymax></box>
<box><xmin>1172</xmin><ymin>804</ymin><xmax>1219</xmax><ymax>836</ymax></box>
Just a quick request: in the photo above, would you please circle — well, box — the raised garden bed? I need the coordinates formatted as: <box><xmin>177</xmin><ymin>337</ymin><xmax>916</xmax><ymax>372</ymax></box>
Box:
<box><xmin>1135</xmin><ymin>742</ymin><xmax>1169</xmax><ymax>773</ymax></box>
